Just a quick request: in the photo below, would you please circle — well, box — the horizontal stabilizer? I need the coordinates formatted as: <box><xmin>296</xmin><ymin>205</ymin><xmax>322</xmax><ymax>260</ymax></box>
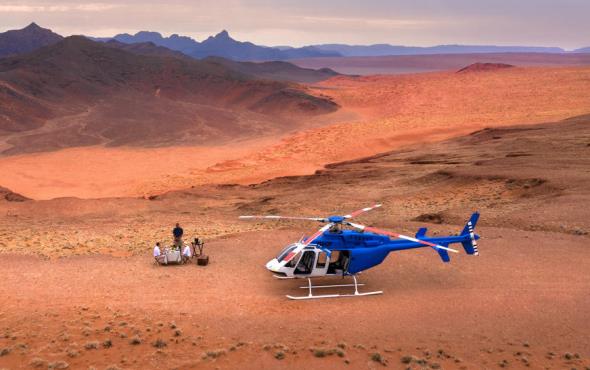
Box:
<box><xmin>436</xmin><ymin>244</ymin><xmax>451</xmax><ymax>263</ymax></box>
<box><xmin>415</xmin><ymin>227</ymin><xmax>427</xmax><ymax>238</ymax></box>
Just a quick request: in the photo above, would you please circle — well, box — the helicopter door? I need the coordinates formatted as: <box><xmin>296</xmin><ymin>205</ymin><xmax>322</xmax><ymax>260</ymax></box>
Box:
<box><xmin>294</xmin><ymin>251</ymin><xmax>316</xmax><ymax>275</ymax></box>
<box><xmin>310</xmin><ymin>250</ymin><xmax>329</xmax><ymax>277</ymax></box>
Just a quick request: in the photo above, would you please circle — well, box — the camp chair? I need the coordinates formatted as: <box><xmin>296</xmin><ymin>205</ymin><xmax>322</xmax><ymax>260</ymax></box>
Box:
<box><xmin>191</xmin><ymin>238</ymin><xmax>205</xmax><ymax>257</ymax></box>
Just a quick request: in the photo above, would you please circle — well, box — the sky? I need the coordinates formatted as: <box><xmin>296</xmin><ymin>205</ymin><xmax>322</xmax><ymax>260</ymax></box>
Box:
<box><xmin>0</xmin><ymin>0</ymin><xmax>588</xmax><ymax>49</ymax></box>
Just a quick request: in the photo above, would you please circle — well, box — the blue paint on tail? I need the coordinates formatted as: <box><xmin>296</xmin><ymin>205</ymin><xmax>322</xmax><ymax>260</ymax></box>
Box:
<box><xmin>460</xmin><ymin>212</ymin><xmax>480</xmax><ymax>255</ymax></box>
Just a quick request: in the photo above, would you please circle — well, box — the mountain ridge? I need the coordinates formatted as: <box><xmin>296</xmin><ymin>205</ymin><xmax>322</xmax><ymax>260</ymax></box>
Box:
<box><xmin>0</xmin><ymin>36</ymin><xmax>338</xmax><ymax>154</ymax></box>
<box><xmin>3</xmin><ymin>23</ymin><xmax>587</xmax><ymax>62</ymax></box>
<box><xmin>0</xmin><ymin>22</ymin><xmax>63</xmax><ymax>58</ymax></box>
<box><xmin>92</xmin><ymin>30</ymin><xmax>340</xmax><ymax>60</ymax></box>
<box><xmin>310</xmin><ymin>43</ymin><xmax>567</xmax><ymax>57</ymax></box>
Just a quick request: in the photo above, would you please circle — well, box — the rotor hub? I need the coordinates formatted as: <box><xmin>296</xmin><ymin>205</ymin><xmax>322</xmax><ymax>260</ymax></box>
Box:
<box><xmin>328</xmin><ymin>216</ymin><xmax>345</xmax><ymax>223</ymax></box>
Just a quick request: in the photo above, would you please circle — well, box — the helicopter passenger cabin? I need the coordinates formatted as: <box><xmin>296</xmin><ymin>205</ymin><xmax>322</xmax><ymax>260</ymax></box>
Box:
<box><xmin>276</xmin><ymin>244</ymin><xmax>351</xmax><ymax>277</ymax></box>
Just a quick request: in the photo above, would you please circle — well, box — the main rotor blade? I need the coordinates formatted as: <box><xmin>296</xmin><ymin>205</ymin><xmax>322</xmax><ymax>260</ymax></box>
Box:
<box><xmin>239</xmin><ymin>215</ymin><xmax>327</xmax><ymax>222</ymax></box>
<box><xmin>345</xmin><ymin>221</ymin><xmax>459</xmax><ymax>253</ymax></box>
<box><xmin>303</xmin><ymin>223</ymin><xmax>334</xmax><ymax>246</ymax></box>
<box><xmin>283</xmin><ymin>223</ymin><xmax>334</xmax><ymax>263</ymax></box>
<box><xmin>344</xmin><ymin>204</ymin><xmax>382</xmax><ymax>219</ymax></box>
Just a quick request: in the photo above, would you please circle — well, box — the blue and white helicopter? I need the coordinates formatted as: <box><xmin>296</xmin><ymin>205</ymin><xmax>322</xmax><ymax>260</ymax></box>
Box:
<box><xmin>240</xmin><ymin>204</ymin><xmax>480</xmax><ymax>300</ymax></box>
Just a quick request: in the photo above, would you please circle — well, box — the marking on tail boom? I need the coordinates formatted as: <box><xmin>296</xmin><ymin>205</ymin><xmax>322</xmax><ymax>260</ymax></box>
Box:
<box><xmin>467</xmin><ymin>221</ymin><xmax>479</xmax><ymax>256</ymax></box>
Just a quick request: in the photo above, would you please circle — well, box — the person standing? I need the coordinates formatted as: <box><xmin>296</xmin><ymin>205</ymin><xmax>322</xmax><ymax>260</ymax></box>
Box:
<box><xmin>173</xmin><ymin>223</ymin><xmax>184</xmax><ymax>249</ymax></box>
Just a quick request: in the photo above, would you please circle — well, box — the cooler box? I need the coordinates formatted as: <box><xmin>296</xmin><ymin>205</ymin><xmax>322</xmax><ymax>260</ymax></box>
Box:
<box><xmin>197</xmin><ymin>255</ymin><xmax>209</xmax><ymax>266</ymax></box>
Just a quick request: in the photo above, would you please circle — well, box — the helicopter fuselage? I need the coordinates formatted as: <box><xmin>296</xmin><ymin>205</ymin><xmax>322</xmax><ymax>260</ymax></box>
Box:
<box><xmin>266</xmin><ymin>227</ymin><xmax>480</xmax><ymax>278</ymax></box>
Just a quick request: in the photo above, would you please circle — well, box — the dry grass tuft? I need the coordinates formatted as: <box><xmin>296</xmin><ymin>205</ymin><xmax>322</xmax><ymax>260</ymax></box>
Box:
<box><xmin>29</xmin><ymin>357</ymin><xmax>46</xmax><ymax>368</ymax></box>
<box><xmin>84</xmin><ymin>341</ymin><xmax>99</xmax><ymax>350</ymax></box>
<box><xmin>202</xmin><ymin>349</ymin><xmax>226</xmax><ymax>359</ymax></box>
<box><xmin>310</xmin><ymin>347</ymin><xmax>346</xmax><ymax>358</ymax></box>
<box><xmin>129</xmin><ymin>335</ymin><xmax>142</xmax><ymax>345</ymax></box>
<box><xmin>370</xmin><ymin>352</ymin><xmax>387</xmax><ymax>366</ymax></box>
<box><xmin>47</xmin><ymin>361</ymin><xmax>69</xmax><ymax>369</ymax></box>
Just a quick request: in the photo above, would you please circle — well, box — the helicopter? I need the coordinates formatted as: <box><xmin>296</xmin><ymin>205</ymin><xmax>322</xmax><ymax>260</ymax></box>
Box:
<box><xmin>240</xmin><ymin>204</ymin><xmax>480</xmax><ymax>300</ymax></box>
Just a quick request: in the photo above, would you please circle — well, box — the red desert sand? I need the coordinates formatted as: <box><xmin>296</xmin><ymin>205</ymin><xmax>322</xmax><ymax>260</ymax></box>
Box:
<box><xmin>1</xmin><ymin>66</ymin><xmax>589</xmax><ymax>200</ymax></box>
<box><xmin>0</xmin><ymin>66</ymin><xmax>589</xmax><ymax>369</ymax></box>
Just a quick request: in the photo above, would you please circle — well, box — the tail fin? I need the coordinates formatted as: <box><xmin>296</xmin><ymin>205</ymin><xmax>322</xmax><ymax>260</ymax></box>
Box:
<box><xmin>460</xmin><ymin>212</ymin><xmax>480</xmax><ymax>255</ymax></box>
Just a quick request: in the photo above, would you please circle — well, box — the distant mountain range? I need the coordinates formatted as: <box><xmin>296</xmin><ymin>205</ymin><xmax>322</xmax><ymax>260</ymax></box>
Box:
<box><xmin>91</xmin><ymin>30</ymin><xmax>340</xmax><ymax>61</ymax></box>
<box><xmin>93</xmin><ymin>29</ymin><xmax>590</xmax><ymax>59</ymax></box>
<box><xmin>310</xmin><ymin>43</ymin><xmax>569</xmax><ymax>57</ymax></box>
<box><xmin>0</xmin><ymin>23</ymin><xmax>341</xmax><ymax>84</ymax></box>
<box><xmin>1</xmin><ymin>23</ymin><xmax>589</xmax><ymax>63</ymax></box>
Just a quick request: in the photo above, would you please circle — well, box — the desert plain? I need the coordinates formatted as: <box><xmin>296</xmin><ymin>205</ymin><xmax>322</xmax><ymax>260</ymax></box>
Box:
<box><xmin>1</xmin><ymin>58</ymin><xmax>590</xmax><ymax>370</ymax></box>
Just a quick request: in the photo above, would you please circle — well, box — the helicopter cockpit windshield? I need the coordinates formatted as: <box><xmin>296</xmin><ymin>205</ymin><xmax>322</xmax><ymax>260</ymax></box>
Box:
<box><xmin>276</xmin><ymin>244</ymin><xmax>297</xmax><ymax>262</ymax></box>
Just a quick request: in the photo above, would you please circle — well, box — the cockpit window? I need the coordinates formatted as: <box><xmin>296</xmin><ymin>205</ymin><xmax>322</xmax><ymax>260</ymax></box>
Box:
<box><xmin>277</xmin><ymin>244</ymin><xmax>297</xmax><ymax>262</ymax></box>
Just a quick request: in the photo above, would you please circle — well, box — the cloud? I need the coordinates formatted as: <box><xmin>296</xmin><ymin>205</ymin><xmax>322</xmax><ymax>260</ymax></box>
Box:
<box><xmin>299</xmin><ymin>15</ymin><xmax>435</xmax><ymax>29</ymax></box>
<box><xmin>0</xmin><ymin>0</ymin><xmax>587</xmax><ymax>48</ymax></box>
<box><xmin>0</xmin><ymin>3</ymin><xmax>120</xmax><ymax>12</ymax></box>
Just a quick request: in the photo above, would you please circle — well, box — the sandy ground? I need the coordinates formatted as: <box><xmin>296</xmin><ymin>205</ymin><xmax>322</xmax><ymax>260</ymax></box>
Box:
<box><xmin>0</xmin><ymin>228</ymin><xmax>588</xmax><ymax>370</ymax></box>
<box><xmin>0</xmin><ymin>138</ymin><xmax>276</xmax><ymax>200</ymax></box>
<box><xmin>0</xmin><ymin>65</ymin><xmax>589</xmax><ymax>369</ymax></box>
<box><xmin>1</xmin><ymin>66</ymin><xmax>589</xmax><ymax>200</ymax></box>
<box><xmin>1</xmin><ymin>116</ymin><xmax>589</xmax><ymax>369</ymax></box>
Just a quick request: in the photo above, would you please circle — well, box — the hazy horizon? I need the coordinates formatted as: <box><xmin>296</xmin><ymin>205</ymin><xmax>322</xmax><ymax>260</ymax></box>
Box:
<box><xmin>0</xmin><ymin>0</ymin><xmax>589</xmax><ymax>49</ymax></box>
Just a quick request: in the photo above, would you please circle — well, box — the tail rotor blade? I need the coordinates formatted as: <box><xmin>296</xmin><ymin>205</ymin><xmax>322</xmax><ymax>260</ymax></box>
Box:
<box><xmin>346</xmin><ymin>221</ymin><xmax>459</xmax><ymax>253</ymax></box>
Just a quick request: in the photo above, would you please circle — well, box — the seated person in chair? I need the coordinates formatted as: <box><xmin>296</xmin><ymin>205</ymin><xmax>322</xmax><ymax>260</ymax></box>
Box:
<box><xmin>182</xmin><ymin>244</ymin><xmax>192</xmax><ymax>263</ymax></box>
<box><xmin>153</xmin><ymin>242</ymin><xmax>167</xmax><ymax>264</ymax></box>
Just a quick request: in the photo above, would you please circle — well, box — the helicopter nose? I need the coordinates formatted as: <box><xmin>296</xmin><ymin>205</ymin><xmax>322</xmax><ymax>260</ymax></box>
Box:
<box><xmin>266</xmin><ymin>258</ymin><xmax>280</xmax><ymax>272</ymax></box>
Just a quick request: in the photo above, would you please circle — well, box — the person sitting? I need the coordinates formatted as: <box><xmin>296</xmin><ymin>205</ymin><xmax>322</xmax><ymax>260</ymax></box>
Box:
<box><xmin>182</xmin><ymin>244</ymin><xmax>192</xmax><ymax>263</ymax></box>
<box><xmin>153</xmin><ymin>242</ymin><xmax>167</xmax><ymax>265</ymax></box>
<box><xmin>172</xmin><ymin>223</ymin><xmax>184</xmax><ymax>249</ymax></box>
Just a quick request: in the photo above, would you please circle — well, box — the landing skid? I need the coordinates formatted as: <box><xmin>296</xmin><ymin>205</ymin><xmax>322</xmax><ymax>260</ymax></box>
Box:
<box><xmin>286</xmin><ymin>275</ymin><xmax>383</xmax><ymax>300</ymax></box>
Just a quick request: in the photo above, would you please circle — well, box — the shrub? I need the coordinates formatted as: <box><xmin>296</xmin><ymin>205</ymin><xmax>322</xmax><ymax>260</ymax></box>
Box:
<box><xmin>29</xmin><ymin>358</ymin><xmax>46</xmax><ymax>368</ymax></box>
<box><xmin>129</xmin><ymin>336</ymin><xmax>142</xmax><ymax>345</ymax></box>
<box><xmin>84</xmin><ymin>341</ymin><xmax>99</xmax><ymax>350</ymax></box>
<box><xmin>401</xmin><ymin>355</ymin><xmax>414</xmax><ymax>364</ymax></box>
<box><xmin>370</xmin><ymin>352</ymin><xmax>386</xmax><ymax>365</ymax></box>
